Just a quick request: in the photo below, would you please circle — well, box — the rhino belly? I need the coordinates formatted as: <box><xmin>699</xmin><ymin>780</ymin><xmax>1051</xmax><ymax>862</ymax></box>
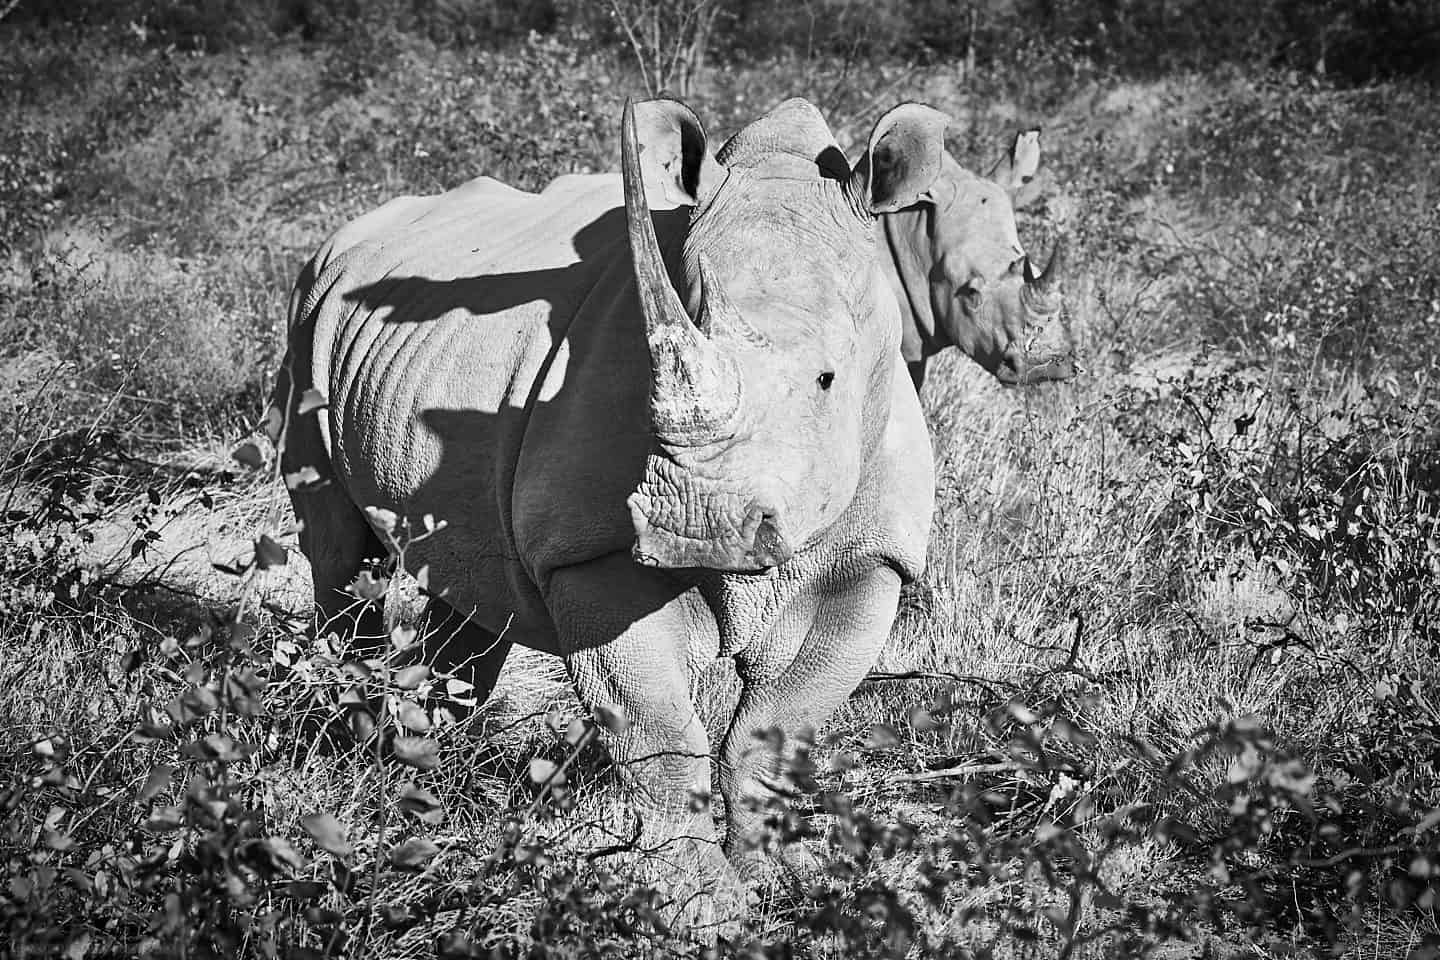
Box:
<box><xmin>322</xmin><ymin>288</ymin><xmax>565</xmax><ymax>653</ymax></box>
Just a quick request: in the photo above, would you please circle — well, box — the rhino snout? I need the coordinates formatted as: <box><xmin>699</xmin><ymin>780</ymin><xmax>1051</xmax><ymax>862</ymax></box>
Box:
<box><xmin>742</xmin><ymin>503</ymin><xmax>793</xmax><ymax>569</ymax></box>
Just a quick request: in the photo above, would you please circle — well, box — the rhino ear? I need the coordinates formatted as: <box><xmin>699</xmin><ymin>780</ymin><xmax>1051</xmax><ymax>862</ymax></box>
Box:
<box><xmin>853</xmin><ymin>102</ymin><xmax>950</xmax><ymax>216</ymax></box>
<box><xmin>989</xmin><ymin>128</ymin><xmax>1042</xmax><ymax>196</ymax></box>
<box><xmin>632</xmin><ymin>98</ymin><xmax>726</xmax><ymax>209</ymax></box>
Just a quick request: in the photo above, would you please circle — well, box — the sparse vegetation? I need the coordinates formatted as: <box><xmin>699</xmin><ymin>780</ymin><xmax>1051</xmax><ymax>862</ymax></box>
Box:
<box><xmin>2</xmin><ymin>2</ymin><xmax>1438</xmax><ymax>957</ymax></box>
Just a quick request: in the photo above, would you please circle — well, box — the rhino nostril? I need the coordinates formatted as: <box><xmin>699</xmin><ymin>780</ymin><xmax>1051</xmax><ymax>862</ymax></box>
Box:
<box><xmin>753</xmin><ymin>513</ymin><xmax>792</xmax><ymax>566</ymax></box>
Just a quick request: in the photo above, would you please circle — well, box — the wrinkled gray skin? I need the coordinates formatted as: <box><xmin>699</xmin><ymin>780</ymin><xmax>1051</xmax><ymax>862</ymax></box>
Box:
<box><xmin>866</xmin><ymin>128</ymin><xmax>1078</xmax><ymax>391</ymax></box>
<box><xmin>271</xmin><ymin>96</ymin><xmax>946</xmax><ymax>903</ymax></box>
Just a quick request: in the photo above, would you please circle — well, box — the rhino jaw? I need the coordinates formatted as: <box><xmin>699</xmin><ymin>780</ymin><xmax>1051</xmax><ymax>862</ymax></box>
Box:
<box><xmin>627</xmin><ymin>479</ymin><xmax>793</xmax><ymax>573</ymax></box>
<box><xmin>996</xmin><ymin>353</ymin><xmax>1080</xmax><ymax>385</ymax></box>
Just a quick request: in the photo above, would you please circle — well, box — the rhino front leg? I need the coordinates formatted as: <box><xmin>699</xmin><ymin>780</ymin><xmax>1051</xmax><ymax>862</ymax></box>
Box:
<box><xmin>719</xmin><ymin>565</ymin><xmax>901</xmax><ymax>875</ymax></box>
<box><xmin>547</xmin><ymin>555</ymin><xmax>740</xmax><ymax>919</ymax></box>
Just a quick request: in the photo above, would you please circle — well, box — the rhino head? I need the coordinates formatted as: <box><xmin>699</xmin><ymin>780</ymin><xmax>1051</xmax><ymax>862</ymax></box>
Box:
<box><xmin>623</xmin><ymin>97</ymin><xmax>947</xmax><ymax>573</ymax></box>
<box><xmin>885</xmin><ymin>129</ymin><xmax>1077</xmax><ymax>386</ymax></box>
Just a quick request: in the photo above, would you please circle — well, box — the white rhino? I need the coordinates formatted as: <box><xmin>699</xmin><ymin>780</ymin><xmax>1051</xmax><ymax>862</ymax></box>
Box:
<box><xmin>869</xmin><ymin>126</ymin><xmax>1074</xmax><ymax>391</ymax></box>
<box><xmin>271</xmin><ymin>97</ymin><xmax>947</xmax><ymax>882</ymax></box>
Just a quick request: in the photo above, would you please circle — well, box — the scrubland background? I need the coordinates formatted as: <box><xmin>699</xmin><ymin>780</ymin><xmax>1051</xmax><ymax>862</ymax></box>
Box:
<box><xmin>2</xmin><ymin>1</ymin><xmax>1438</xmax><ymax>957</ymax></box>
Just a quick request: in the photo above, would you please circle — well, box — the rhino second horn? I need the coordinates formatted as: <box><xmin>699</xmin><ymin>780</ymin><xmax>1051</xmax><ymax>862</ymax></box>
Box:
<box><xmin>696</xmin><ymin>255</ymin><xmax>769</xmax><ymax>348</ymax></box>
<box><xmin>621</xmin><ymin>100</ymin><xmax>742</xmax><ymax>440</ymax></box>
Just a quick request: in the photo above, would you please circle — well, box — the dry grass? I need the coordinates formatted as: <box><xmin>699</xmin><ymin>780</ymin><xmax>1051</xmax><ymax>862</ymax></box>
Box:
<box><xmin>1</xmin><ymin>22</ymin><xmax>1438</xmax><ymax>960</ymax></box>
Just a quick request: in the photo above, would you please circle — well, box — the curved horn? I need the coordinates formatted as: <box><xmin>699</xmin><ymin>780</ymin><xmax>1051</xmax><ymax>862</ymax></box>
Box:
<box><xmin>695</xmin><ymin>254</ymin><xmax>769</xmax><ymax>348</ymax></box>
<box><xmin>622</xmin><ymin>100</ymin><xmax>741</xmax><ymax>440</ymax></box>
<box><xmin>1021</xmin><ymin>234</ymin><xmax>1069</xmax><ymax>315</ymax></box>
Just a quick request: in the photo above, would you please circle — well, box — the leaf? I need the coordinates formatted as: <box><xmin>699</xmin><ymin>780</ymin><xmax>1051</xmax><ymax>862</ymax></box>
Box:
<box><xmin>564</xmin><ymin>717</ymin><xmax>590</xmax><ymax>746</ymax></box>
<box><xmin>1050</xmin><ymin>717</ymin><xmax>1098</xmax><ymax>748</ymax></box>
<box><xmin>393</xmin><ymin>664</ymin><xmax>430</xmax><ymax>690</ymax></box>
<box><xmin>143</xmin><ymin>805</ymin><xmax>184</xmax><ymax>832</ymax></box>
<box><xmin>255</xmin><ymin>837</ymin><xmax>308</xmax><ymax>873</ymax></box>
<box><xmin>528</xmin><ymin>757</ymin><xmax>564</xmax><ymax>786</ymax></box>
<box><xmin>254</xmin><ymin>535</ymin><xmax>287</xmax><ymax>570</ymax></box>
<box><xmin>437</xmin><ymin>930</ymin><xmax>482</xmax><ymax>959</ymax></box>
<box><xmin>281</xmin><ymin>880</ymin><xmax>328</xmax><ymax>900</ymax></box>
<box><xmin>223</xmin><ymin>669</ymin><xmax>266</xmax><ymax>710</ymax></box>
<box><xmin>137</xmin><ymin>764</ymin><xmax>175</xmax><ymax>804</ymax></box>
<box><xmin>1006</xmin><ymin>702</ymin><xmax>1040</xmax><ymax>725</ymax></box>
<box><xmin>388</xmin><ymin>837</ymin><xmax>441</xmax><ymax>869</ymax></box>
<box><xmin>349</xmin><ymin>571</ymin><xmax>389</xmax><ymax>602</ymax></box>
<box><xmin>392</xmin><ymin>736</ymin><xmax>440</xmax><ymax>771</ymax></box>
<box><xmin>396</xmin><ymin>700</ymin><xmax>432</xmax><ymax>733</ymax></box>
<box><xmin>301</xmin><ymin>812</ymin><xmax>352</xmax><ymax>857</ymax></box>
<box><xmin>62</xmin><ymin>931</ymin><xmax>91</xmax><ymax>960</ymax></box>
<box><xmin>62</xmin><ymin>868</ymin><xmax>92</xmax><ymax>894</ymax></box>
<box><xmin>166</xmin><ymin>686</ymin><xmax>218</xmax><ymax>727</ymax></box>
<box><xmin>284</xmin><ymin>466</ymin><xmax>323</xmax><ymax>490</ymax></box>
<box><xmin>864</xmin><ymin>723</ymin><xmax>902</xmax><ymax>750</ymax></box>
<box><xmin>364</xmin><ymin>505</ymin><xmax>399</xmax><ymax>535</ymax></box>
<box><xmin>398</xmin><ymin>784</ymin><xmax>445</xmax><ymax>824</ymax></box>
<box><xmin>231</xmin><ymin>442</ymin><xmax>265</xmax><ymax>470</ymax></box>
<box><xmin>349</xmin><ymin>710</ymin><xmax>376</xmax><ymax>741</ymax></box>
<box><xmin>1153</xmin><ymin>816</ymin><xmax>1200</xmax><ymax>846</ymax></box>
<box><xmin>179</xmin><ymin>734</ymin><xmax>252</xmax><ymax>763</ymax></box>
<box><xmin>297</xmin><ymin>389</ymin><xmax>328</xmax><ymax>415</ymax></box>
<box><xmin>390</xmin><ymin>624</ymin><xmax>418</xmax><ymax>652</ymax></box>
<box><xmin>380</xmin><ymin>904</ymin><xmax>414</xmax><ymax>929</ymax></box>
<box><xmin>1413</xmin><ymin>808</ymin><xmax>1440</xmax><ymax>836</ymax></box>
<box><xmin>907</xmin><ymin>706</ymin><xmax>937</xmax><ymax>733</ymax></box>
<box><xmin>594</xmin><ymin>704</ymin><xmax>631</xmax><ymax>734</ymax></box>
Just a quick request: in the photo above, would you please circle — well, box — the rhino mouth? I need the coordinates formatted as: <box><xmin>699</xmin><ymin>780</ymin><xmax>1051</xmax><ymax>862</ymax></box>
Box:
<box><xmin>996</xmin><ymin>351</ymin><xmax>1080</xmax><ymax>386</ymax></box>
<box><xmin>626</xmin><ymin>456</ymin><xmax>794</xmax><ymax>573</ymax></box>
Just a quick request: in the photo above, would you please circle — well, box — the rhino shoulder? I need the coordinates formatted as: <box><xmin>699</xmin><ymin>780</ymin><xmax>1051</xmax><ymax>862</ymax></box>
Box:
<box><xmin>865</xmin><ymin>354</ymin><xmax>935</xmax><ymax>582</ymax></box>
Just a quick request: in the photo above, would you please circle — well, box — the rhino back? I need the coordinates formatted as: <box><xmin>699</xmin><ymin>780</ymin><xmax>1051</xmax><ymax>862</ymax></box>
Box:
<box><xmin>299</xmin><ymin>174</ymin><xmax>654</xmax><ymax>648</ymax></box>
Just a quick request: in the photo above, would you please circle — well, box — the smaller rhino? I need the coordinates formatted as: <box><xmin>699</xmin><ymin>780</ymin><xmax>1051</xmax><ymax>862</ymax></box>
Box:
<box><xmin>876</xmin><ymin>128</ymin><xmax>1077</xmax><ymax>390</ymax></box>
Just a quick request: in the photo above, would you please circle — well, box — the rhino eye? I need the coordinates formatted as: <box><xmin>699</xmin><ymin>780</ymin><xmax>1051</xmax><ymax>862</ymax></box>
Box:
<box><xmin>817</xmin><ymin>371</ymin><xmax>836</xmax><ymax>391</ymax></box>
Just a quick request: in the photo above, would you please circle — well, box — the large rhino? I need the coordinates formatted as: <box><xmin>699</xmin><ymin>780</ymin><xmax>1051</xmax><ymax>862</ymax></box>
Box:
<box><xmin>271</xmin><ymin>97</ymin><xmax>946</xmax><ymax>886</ymax></box>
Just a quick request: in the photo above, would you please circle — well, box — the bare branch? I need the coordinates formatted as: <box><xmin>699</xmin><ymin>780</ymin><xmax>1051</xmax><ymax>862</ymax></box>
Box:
<box><xmin>609</xmin><ymin>0</ymin><xmax>656</xmax><ymax>96</ymax></box>
<box><xmin>896</xmin><ymin>761</ymin><xmax>1017</xmax><ymax>783</ymax></box>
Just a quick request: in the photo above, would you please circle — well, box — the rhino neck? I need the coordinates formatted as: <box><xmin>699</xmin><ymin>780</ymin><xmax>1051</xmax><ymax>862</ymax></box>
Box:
<box><xmin>881</xmin><ymin>207</ymin><xmax>942</xmax><ymax>363</ymax></box>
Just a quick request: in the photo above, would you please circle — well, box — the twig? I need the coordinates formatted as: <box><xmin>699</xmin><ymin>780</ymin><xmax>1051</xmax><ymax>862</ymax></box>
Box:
<box><xmin>859</xmin><ymin>670</ymin><xmax>1010</xmax><ymax>700</ymax></box>
<box><xmin>896</xmin><ymin>761</ymin><xmax>1015</xmax><ymax>783</ymax></box>
<box><xmin>609</xmin><ymin>0</ymin><xmax>655</xmax><ymax>96</ymax></box>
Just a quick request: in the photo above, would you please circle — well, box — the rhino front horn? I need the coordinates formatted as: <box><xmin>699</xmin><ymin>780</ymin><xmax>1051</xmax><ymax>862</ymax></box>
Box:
<box><xmin>622</xmin><ymin>99</ymin><xmax>742</xmax><ymax>442</ymax></box>
<box><xmin>1021</xmin><ymin>234</ymin><xmax>1068</xmax><ymax>315</ymax></box>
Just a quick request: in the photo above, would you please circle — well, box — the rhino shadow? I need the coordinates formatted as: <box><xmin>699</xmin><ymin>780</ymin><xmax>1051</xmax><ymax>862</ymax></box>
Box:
<box><xmin>327</xmin><ymin>203</ymin><xmax>695</xmax><ymax>659</ymax></box>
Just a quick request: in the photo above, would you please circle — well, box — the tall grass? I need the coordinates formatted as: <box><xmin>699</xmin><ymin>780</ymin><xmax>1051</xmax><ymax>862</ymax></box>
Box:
<box><xmin>1</xmin><ymin>17</ymin><xmax>1437</xmax><ymax>960</ymax></box>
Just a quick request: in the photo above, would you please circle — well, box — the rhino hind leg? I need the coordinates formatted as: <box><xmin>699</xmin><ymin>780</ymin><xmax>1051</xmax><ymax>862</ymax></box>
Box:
<box><xmin>273</xmin><ymin>366</ymin><xmax>388</xmax><ymax>650</ymax></box>
<box><xmin>719</xmin><ymin>566</ymin><xmax>902</xmax><ymax>878</ymax></box>
<box><xmin>417</xmin><ymin>600</ymin><xmax>514</xmax><ymax>708</ymax></box>
<box><xmin>291</xmin><ymin>481</ymin><xmax>387</xmax><ymax>649</ymax></box>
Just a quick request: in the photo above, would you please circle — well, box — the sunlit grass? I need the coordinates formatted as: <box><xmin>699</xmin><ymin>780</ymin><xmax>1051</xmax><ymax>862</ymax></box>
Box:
<box><xmin>1</xmin><ymin>23</ymin><xmax>1437</xmax><ymax>960</ymax></box>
